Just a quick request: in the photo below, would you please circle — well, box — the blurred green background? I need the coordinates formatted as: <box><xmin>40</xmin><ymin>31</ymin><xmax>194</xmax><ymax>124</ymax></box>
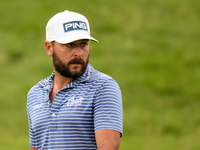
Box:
<box><xmin>0</xmin><ymin>0</ymin><xmax>200</xmax><ymax>149</ymax></box>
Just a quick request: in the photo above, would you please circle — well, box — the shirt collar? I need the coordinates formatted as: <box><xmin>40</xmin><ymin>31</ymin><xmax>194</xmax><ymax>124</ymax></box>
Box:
<box><xmin>38</xmin><ymin>63</ymin><xmax>96</xmax><ymax>91</ymax></box>
<box><xmin>75</xmin><ymin>63</ymin><xmax>95</xmax><ymax>83</ymax></box>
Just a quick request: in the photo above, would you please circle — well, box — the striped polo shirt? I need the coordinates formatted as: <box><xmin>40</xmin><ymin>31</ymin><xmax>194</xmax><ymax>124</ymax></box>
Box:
<box><xmin>27</xmin><ymin>64</ymin><xmax>123</xmax><ymax>150</ymax></box>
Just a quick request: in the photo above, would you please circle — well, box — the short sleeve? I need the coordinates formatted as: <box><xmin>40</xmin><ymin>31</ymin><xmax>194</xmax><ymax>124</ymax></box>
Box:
<box><xmin>94</xmin><ymin>78</ymin><xmax>123</xmax><ymax>136</ymax></box>
<box><xmin>27</xmin><ymin>93</ymin><xmax>37</xmax><ymax>147</ymax></box>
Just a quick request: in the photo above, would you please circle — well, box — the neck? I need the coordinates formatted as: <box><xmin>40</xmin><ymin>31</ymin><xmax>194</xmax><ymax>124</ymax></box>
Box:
<box><xmin>53</xmin><ymin>71</ymin><xmax>74</xmax><ymax>90</ymax></box>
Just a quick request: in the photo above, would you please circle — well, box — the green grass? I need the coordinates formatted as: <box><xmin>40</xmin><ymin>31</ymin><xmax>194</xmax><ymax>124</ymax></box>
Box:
<box><xmin>0</xmin><ymin>0</ymin><xmax>200</xmax><ymax>149</ymax></box>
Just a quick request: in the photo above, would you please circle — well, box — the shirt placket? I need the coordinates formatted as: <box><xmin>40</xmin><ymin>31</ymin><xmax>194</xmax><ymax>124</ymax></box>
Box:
<box><xmin>42</xmin><ymin>90</ymin><xmax>57</xmax><ymax>131</ymax></box>
<box><xmin>46</xmin><ymin>80</ymin><xmax>78</xmax><ymax>130</ymax></box>
<box><xmin>49</xmin><ymin>110</ymin><xmax>57</xmax><ymax>130</ymax></box>
<box><xmin>48</xmin><ymin>90</ymin><xmax>70</xmax><ymax>130</ymax></box>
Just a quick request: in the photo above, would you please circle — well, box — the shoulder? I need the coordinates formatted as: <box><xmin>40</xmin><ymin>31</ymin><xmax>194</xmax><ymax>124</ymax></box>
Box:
<box><xmin>27</xmin><ymin>77</ymin><xmax>47</xmax><ymax>95</ymax></box>
<box><xmin>27</xmin><ymin>75</ymin><xmax>52</xmax><ymax>103</ymax></box>
<box><xmin>90</xmin><ymin>70</ymin><xmax>121</xmax><ymax>99</ymax></box>
<box><xmin>83</xmin><ymin>64</ymin><xmax>120</xmax><ymax>88</ymax></box>
<box><xmin>93</xmin><ymin>70</ymin><xmax>120</xmax><ymax>89</ymax></box>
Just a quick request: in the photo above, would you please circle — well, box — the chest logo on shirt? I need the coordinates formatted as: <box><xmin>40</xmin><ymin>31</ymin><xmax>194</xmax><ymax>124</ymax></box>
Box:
<box><xmin>67</xmin><ymin>97</ymin><xmax>83</xmax><ymax>106</ymax></box>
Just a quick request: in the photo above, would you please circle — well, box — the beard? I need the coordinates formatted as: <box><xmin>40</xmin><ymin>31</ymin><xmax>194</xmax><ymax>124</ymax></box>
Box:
<box><xmin>52</xmin><ymin>51</ymin><xmax>89</xmax><ymax>79</ymax></box>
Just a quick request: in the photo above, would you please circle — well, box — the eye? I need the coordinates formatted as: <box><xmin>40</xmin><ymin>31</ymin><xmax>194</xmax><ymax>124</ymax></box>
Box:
<box><xmin>80</xmin><ymin>42</ymin><xmax>88</xmax><ymax>47</ymax></box>
<box><xmin>65</xmin><ymin>43</ymin><xmax>74</xmax><ymax>48</ymax></box>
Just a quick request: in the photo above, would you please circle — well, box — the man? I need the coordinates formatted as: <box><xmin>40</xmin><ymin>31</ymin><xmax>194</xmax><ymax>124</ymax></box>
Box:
<box><xmin>27</xmin><ymin>10</ymin><xmax>123</xmax><ymax>150</ymax></box>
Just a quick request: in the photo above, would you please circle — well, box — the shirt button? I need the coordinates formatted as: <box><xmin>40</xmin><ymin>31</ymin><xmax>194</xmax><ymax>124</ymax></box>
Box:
<box><xmin>48</xmin><ymin>101</ymin><xmax>51</xmax><ymax>106</ymax></box>
<box><xmin>52</xmin><ymin>113</ymin><xmax>55</xmax><ymax>117</ymax></box>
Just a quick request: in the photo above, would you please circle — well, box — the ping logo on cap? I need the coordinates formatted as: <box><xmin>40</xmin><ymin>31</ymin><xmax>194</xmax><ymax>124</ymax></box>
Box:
<box><xmin>63</xmin><ymin>21</ymin><xmax>88</xmax><ymax>32</ymax></box>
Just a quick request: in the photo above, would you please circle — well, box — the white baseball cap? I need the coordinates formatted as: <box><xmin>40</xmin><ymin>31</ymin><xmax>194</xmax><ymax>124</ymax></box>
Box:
<box><xmin>46</xmin><ymin>10</ymin><xmax>98</xmax><ymax>44</ymax></box>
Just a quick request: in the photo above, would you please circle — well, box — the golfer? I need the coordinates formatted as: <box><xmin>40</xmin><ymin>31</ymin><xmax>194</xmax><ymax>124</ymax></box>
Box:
<box><xmin>27</xmin><ymin>10</ymin><xmax>123</xmax><ymax>150</ymax></box>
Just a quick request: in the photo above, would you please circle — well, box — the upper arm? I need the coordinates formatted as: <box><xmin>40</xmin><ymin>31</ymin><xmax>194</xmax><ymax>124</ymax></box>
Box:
<box><xmin>94</xmin><ymin>78</ymin><xmax>123</xmax><ymax>135</ymax></box>
<box><xmin>94</xmin><ymin>78</ymin><xmax>123</xmax><ymax>149</ymax></box>
<box><xmin>95</xmin><ymin>129</ymin><xmax>121</xmax><ymax>150</ymax></box>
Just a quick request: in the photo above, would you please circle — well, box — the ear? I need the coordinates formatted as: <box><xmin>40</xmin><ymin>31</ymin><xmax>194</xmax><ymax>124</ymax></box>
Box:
<box><xmin>45</xmin><ymin>41</ymin><xmax>53</xmax><ymax>57</ymax></box>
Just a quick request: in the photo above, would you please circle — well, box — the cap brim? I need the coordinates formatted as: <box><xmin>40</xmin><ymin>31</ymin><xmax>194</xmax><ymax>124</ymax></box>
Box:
<box><xmin>55</xmin><ymin>34</ymin><xmax>98</xmax><ymax>44</ymax></box>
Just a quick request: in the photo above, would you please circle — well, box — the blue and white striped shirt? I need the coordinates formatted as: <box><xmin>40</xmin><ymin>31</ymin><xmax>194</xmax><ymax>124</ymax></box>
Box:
<box><xmin>27</xmin><ymin>64</ymin><xmax>123</xmax><ymax>150</ymax></box>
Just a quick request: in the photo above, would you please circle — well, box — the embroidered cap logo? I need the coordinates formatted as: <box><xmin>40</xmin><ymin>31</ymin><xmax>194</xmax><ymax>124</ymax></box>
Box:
<box><xmin>63</xmin><ymin>21</ymin><xmax>88</xmax><ymax>32</ymax></box>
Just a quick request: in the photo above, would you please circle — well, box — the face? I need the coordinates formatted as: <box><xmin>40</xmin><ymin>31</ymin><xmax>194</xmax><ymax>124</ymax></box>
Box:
<box><xmin>52</xmin><ymin>39</ymin><xmax>89</xmax><ymax>79</ymax></box>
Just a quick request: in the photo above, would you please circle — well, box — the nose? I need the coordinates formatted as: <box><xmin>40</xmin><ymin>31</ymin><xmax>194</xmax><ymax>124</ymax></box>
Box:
<box><xmin>74</xmin><ymin>45</ymin><xmax>83</xmax><ymax>56</ymax></box>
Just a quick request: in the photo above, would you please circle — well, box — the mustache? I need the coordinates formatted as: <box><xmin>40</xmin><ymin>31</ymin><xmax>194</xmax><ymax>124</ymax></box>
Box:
<box><xmin>68</xmin><ymin>57</ymin><xmax>85</xmax><ymax>65</ymax></box>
